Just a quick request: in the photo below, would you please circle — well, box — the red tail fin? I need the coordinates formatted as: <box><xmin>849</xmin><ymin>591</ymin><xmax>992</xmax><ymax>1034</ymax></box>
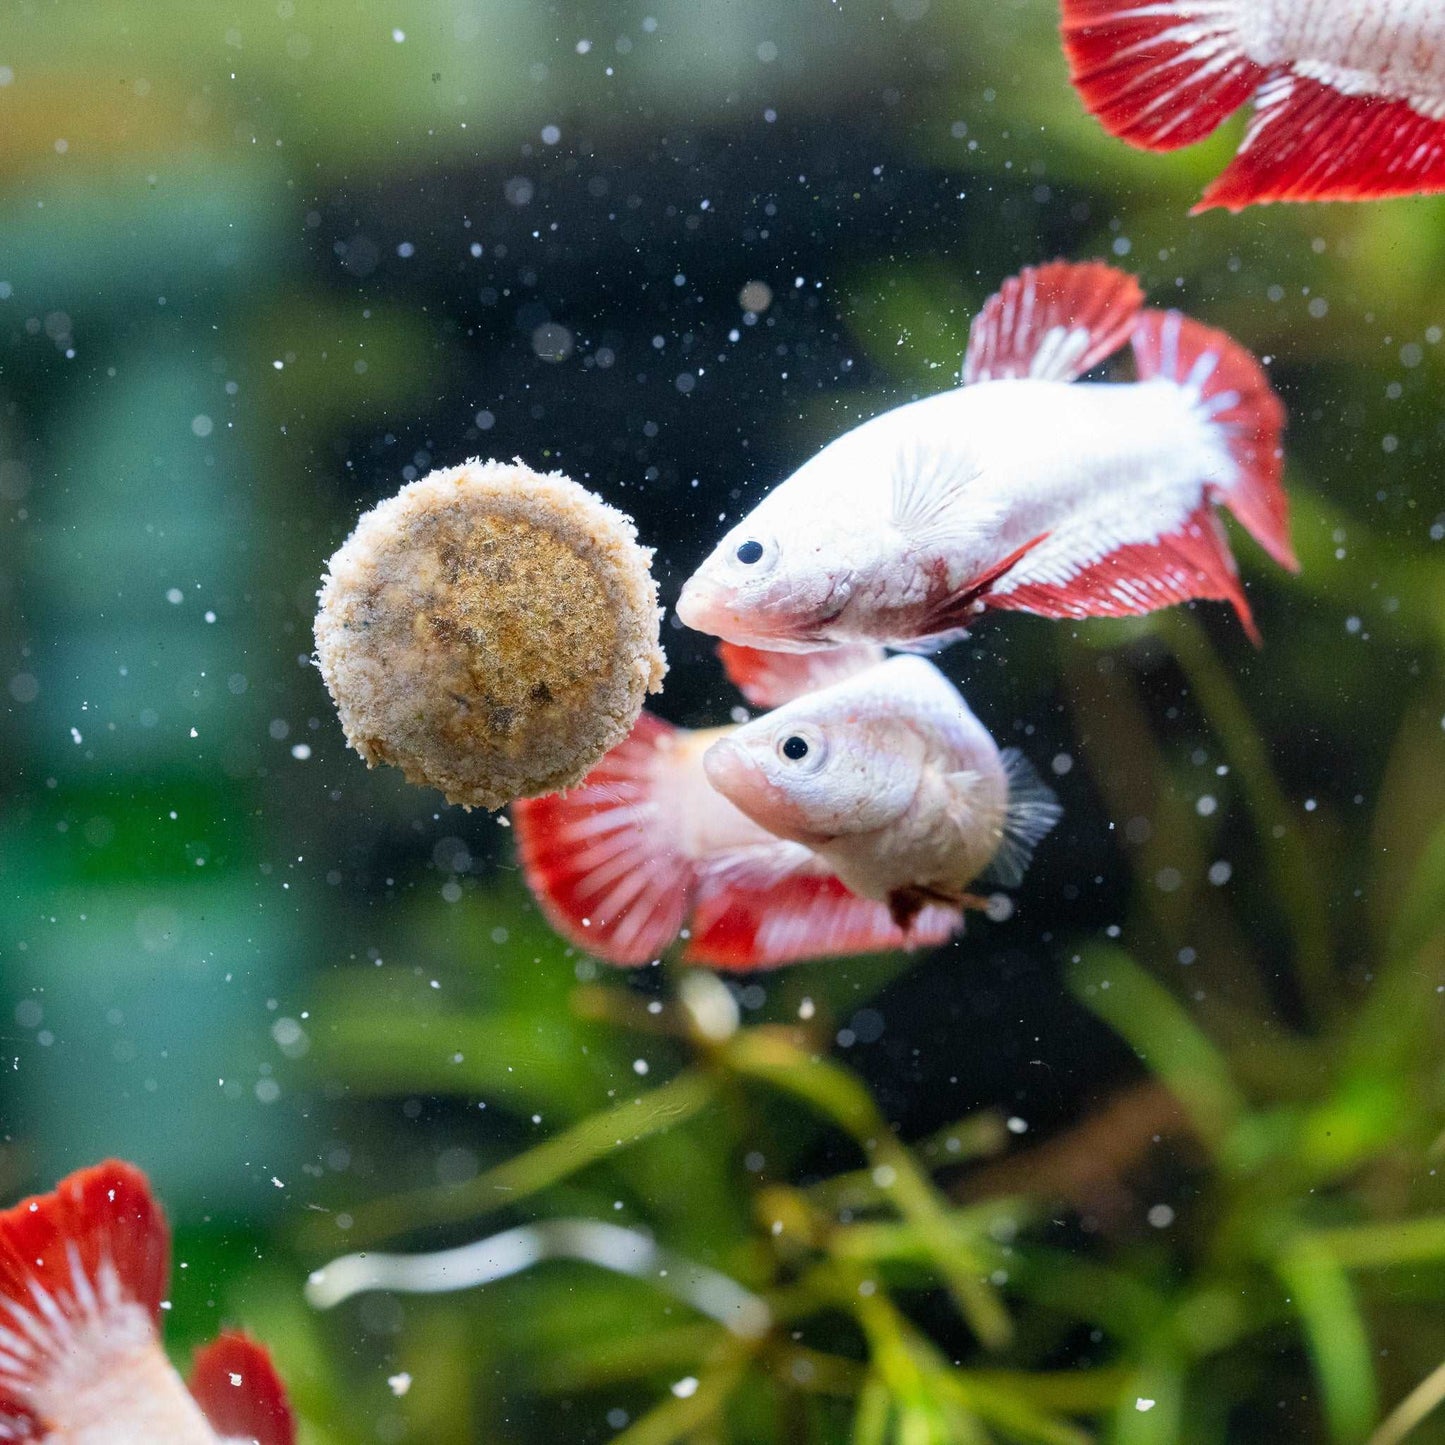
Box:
<box><xmin>0</xmin><ymin>1161</ymin><xmax>170</xmax><ymax>1435</ymax></box>
<box><xmin>1196</xmin><ymin>72</ymin><xmax>1445</xmax><ymax>211</ymax></box>
<box><xmin>190</xmin><ymin>1332</ymin><xmax>296</xmax><ymax>1445</ymax></box>
<box><xmin>511</xmin><ymin>712</ymin><xmax>695</xmax><ymax>965</ymax></box>
<box><xmin>1132</xmin><ymin>308</ymin><xmax>1295</xmax><ymax>571</ymax></box>
<box><xmin>1060</xmin><ymin>0</ymin><xmax>1264</xmax><ymax>151</ymax></box>
<box><xmin>963</xmin><ymin>260</ymin><xmax>1143</xmax><ymax>384</ymax></box>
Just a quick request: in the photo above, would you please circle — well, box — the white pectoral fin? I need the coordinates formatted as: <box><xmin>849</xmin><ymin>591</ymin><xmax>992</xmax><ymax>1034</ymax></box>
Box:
<box><xmin>978</xmin><ymin>749</ymin><xmax>1062</xmax><ymax>888</ymax></box>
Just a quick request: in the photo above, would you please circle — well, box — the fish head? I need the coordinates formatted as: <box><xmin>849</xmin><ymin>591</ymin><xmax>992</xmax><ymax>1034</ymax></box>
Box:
<box><xmin>676</xmin><ymin>496</ymin><xmax>872</xmax><ymax>651</ymax></box>
<box><xmin>702</xmin><ymin>681</ymin><xmax>924</xmax><ymax>846</ymax></box>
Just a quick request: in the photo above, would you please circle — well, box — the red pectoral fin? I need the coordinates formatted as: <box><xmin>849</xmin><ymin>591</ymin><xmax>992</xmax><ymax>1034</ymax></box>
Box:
<box><xmin>1197</xmin><ymin>72</ymin><xmax>1445</xmax><ymax>212</ymax></box>
<box><xmin>716</xmin><ymin>641</ymin><xmax>886</xmax><ymax>709</ymax></box>
<box><xmin>988</xmin><ymin>506</ymin><xmax>1259</xmax><ymax>644</ymax></box>
<box><xmin>190</xmin><ymin>1332</ymin><xmax>296</xmax><ymax>1445</ymax></box>
<box><xmin>687</xmin><ymin>863</ymin><xmax>962</xmax><ymax>970</ymax></box>
<box><xmin>963</xmin><ymin>261</ymin><xmax>1143</xmax><ymax>384</ymax></box>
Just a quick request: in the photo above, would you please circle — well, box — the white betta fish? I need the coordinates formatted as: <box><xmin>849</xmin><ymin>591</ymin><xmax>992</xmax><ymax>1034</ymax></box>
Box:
<box><xmin>511</xmin><ymin>647</ymin><xmax>1058</xmax><ymax>970</ymax></box>
<box><xmin>676</xmin><ymin>260</ymin><xmax>1295</xmax><ymax>653</ymax></box>
<box><xmin>0</xmin><ymin>1160</ymin><xmax>295</xmax><ymax>1444</ymax></box>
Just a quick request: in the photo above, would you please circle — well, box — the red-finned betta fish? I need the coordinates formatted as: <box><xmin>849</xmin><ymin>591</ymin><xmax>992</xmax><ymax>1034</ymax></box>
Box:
<box><xmin>1061</xmin><ymin>0</ymin><xmax>1445</xmax><ymax>211</ymax></box>
<box><xmin>0</xmin><ymin>1160</ymin><xmax>294</xmax><ymax>1444</ymax></box>
<box><xmin>511</xmin><ymin>646</ymin><xmax>1059</xmax><ymax>970</ymax></box>
<box><xmin>675</xmin><ymin>260</ymin><xmax>1294</xmax><ymax>654</ymax></box>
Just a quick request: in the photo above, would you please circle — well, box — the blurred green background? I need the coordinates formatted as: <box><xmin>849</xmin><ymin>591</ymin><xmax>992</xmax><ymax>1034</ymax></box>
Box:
<box><xmin>2</xmin><ymin>2</ymin><xmax>1445</xmax><ymax>1441</ymax></box>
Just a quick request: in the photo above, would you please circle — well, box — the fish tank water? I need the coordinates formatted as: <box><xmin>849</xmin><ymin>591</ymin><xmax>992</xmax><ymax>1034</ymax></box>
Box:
<box><xmin>2</xmin><ymin>2</ymin><xmax>1445</xmax><ymax>1442</ymax></box>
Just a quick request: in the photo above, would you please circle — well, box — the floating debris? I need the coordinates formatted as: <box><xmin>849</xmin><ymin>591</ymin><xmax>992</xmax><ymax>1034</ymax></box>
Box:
<box><xmin>315</xmin><ymin>458</ymin><xmax>666</xmax><ymax>810</ymax></box>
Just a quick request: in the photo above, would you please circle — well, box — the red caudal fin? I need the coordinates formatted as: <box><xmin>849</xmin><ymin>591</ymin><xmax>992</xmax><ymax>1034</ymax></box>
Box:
<box><xmin>989</xmin><ymin>505</ymin><xmax>1261</xmax><ymax>644</ymax></box>
<box><xmin>1196</xmin><ymin>71</ymin><xmax>1445</xmax><ymax>211</ymax></box>
<box><xmin>0</xmin><ymin>1161</ymin><xmax>170</xmax><ymax>1435</ymax></box>
<box><xmin>686</xmin><ymin>850</ymin><xmax>962</xmax><ymax>970</ymax></box>
<box><xmin>963</xmin><ymin>260</ymin><xmax>1144</xmax><ymax>384</ymax></box>
<box><xmin>1132</xmin><ymin>308</ymin><xmax>1295</xmax><ymax>571</ymax></box>
<box><xmin>511</xmin><ymin>711</ymin><xmax>695</xmax><ymax>965</ymax></box>
<box><xmin>1059</xmin><ymin>0</ymin><xmax>1265</xmax><ymax>151</ymax></box>
<box><xmin>190</xmin><ymin>1332</ymin><xmax>296</xmax><ymax>1445</ymax></box>
<box><xmin>716</xmin><ymin>641</ymin><xmax>885</xmax><ymax>709</ymax></box>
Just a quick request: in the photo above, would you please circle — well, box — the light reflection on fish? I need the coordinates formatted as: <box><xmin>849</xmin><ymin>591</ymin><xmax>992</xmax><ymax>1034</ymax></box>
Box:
<box><xmin>512</xmin><ymin>647</ymin><xmax>1059</xmax><ymax>970</ymax></box>
<box><xmin>676</xmin><ymin>261</ymin><xmax>1294</xmax><ymax>654</ymax></box>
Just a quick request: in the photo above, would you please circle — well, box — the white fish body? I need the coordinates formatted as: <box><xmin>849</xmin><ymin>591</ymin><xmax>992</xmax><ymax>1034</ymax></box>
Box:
<box><xmin>677</xmin><ymin>262</ymin><xmax>1292</xmax><ymax>652</ymax></box>
<box><xmin>703</xmin><ymin>655</ymin><xmax>1059</xmax><ymax>925</ymax></box>
<box><xmin>511</xmin><ymin>644</ymin><xmax>1055</xmax><ymax>968</ymax></box>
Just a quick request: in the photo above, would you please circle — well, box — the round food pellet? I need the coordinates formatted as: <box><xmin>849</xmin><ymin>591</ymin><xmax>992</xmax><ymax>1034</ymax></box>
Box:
<box><xmin>314</xmin><ymin>458</ymin><xmax>666</xmax><ymax>810</ymax></box>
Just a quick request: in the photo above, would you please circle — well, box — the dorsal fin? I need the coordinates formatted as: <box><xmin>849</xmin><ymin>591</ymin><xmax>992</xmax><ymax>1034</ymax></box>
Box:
<box><xmin>979</xmin><ymin>749</ymin><xmax>1062</xmax><ymax>888</ymax></box>
<box><xmin>190</xmin><ymin>1332</ymin><xmax>296</xmax><ymax>1445</ymax></box>
<box><xmin>962</xmin><ymin>261</ymin><xmax>1144</xmax><ymax>385</ymax></box>
<box><xmin>717</xmin><ymin>641</ymin><xmax>885</xmax><ymax>709</ymax></box>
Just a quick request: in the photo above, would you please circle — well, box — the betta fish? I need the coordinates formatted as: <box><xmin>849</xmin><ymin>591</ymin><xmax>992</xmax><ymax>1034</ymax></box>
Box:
<box><xmin>675</xmin><ymin>260</ymin><xmax>1293</xmax><ymax>654</ymax></box>
<box><xmin>511</xmin><ymin>647</ymin><xmax>1058</xmax><ymax>970</ymax></box>
<box><xmin>0</xmin><ymin>1160</ymin><xmax>294</xmax><ymax>1444</ymax></box>
<box><xmin>1061</xmin><ymin>0</ymin><xmax>1445</xmax><ymax>211</ymax></box>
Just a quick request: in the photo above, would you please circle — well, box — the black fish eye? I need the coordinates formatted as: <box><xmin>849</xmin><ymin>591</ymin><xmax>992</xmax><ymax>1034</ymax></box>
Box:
<box><xmin>781</xmin><ymin>735</ymin><xmax>809</xmax><ymax>761</ymax></box>
<box><xmin>735</xmin><ymin>539</ymin><xmax>765</xmax><ymax>565</ymax></box>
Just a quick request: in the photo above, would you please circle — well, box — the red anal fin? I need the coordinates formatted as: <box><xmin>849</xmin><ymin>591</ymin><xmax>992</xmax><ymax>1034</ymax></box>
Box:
<box><xmin>688</xmin><ymin>864</ymin><xmax>961</xmax><ymax>970</ymax></box>
<box><xmin>510</xmin><ymin>712</ymin><xmax>695</xmax><ymax>965</ymax></box>
<box><xmin>1197</xmin><ymin>71</ymin><xmax>1445</xmax><ymax>212</ymax></box>
<box><xmin>1061</xmin><ymin>0</ymin><xmax>1264</xmax><ymax>151</ymax></box>
<box><xmin>989</xmin><ymin>506</ymin><xmax>1261</xmax><ymax>644</ymax></box>
<box><xmin>916</xmin><ymin>532</ymin><xmax>1050</xmax><ymax>639</ymax></box>
<box><xmin>963</xmin><ymin>261</ymin><xmax>1144</xmax><ymax>384</ymax></box>
<box><xmin>0</xmin><ymin>1160</ymin><xmax>169</xmax><ymax>1429</ymax></box>
<box><xmin>1132</xmin><ymin>308</ymin><xmax>1294</xmax><ymax>572</ymax></box>
<box><xmin>716</xmin><ymin>641</ymin><xmax>885</xmax><ymax>709</ymax></box>
<box><xmin>190</xmin><ymin>1332</ymin><xmax>296</xmax><ymax>1445</ymax></box>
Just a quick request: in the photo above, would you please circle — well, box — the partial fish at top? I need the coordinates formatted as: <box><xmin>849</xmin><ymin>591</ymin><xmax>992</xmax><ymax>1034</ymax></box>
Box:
<box><xmin>1061</xmin><ymin>0</ymin><xmax>1445</xmax><ymax>211</ymax></box>
<box><xmin>675</xmin><ymin>260</ymin><xmax>1294</xmax><ymax>654</ymax></box>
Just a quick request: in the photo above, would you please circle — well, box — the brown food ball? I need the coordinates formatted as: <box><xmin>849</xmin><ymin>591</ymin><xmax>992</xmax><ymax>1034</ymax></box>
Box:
<box><xmin>314</xmin><ymin>458</ymin><xmax>667</xmax><ymax>810</ymax></box>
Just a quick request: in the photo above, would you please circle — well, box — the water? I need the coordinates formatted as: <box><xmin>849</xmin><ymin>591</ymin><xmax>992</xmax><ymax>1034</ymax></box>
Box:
<box><xmin>2</xmin><ymin>2</ymin><xmax>1444</xmax><ymax>1441</ymax></box>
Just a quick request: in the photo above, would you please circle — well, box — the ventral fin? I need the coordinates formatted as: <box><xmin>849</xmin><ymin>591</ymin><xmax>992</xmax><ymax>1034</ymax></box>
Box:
<box><xmin>511</xmin><ymin>712</ymin><xmax>694</xmax><ymax>965</ymax></box>
<box><xmin>0</xmin><ymin>1160</ymin><xmax>170</xmax><ymax>1437</ymax></box>
<box><xmin>915</xmin><ymin>532</ymin><xmax>1051</xmax><ymax>640</ymax></box>
<box><xmin>979</xmin><ymin>750</ymin><xmax>1063</xmax><ymax>889</ymax></box>
<box><xmin>989</xmin><ymin>505</ymin><xmax>1261</xmax><ymax>644</ymax></box>
<box><xmin>1196</xmin><ymin>70</ymin><xmax>1445</xmax><ymax>211</ymax></box>
<box><xmin>190</xmin><ymin>1332</ymin><xmax>297</xmax><ymax>1445</ymax></box>
<box><xmin>962</xmin><ymin>260</ymin><xmax>1144</xmax><ymax>385</ymax></box>
<box><xmin>717</xmin><ymin>641</ymin><xmax>886</xmax><ymax>709</ymax></box>
<box><xmin>687</xmin><ymin>847</ymin><xmax>961</xmax><ymax>969</ymax></box>
<box><xmin>1060</xmin><ymin>0</ymin><xmax>1263</xmax><ymax>152</ymax></box>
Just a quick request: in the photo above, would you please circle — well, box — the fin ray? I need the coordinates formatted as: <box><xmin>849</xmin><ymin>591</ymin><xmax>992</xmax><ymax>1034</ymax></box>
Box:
<box><xmin>980</xmin><ymin>750</ymin><xmax>1063</xmax><ymax>889</ymax></box>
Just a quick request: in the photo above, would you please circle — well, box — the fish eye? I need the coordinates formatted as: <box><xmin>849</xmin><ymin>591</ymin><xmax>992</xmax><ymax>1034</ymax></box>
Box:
<box><xmin>727</xmin><ymin>534</ymin><xmax>777</xmax><ymax>576</ymax></box>
<box><xmin>774</xmin><ymin>725</ymin><xmax>828</xmax><ymax>773</ymax></box>
<box><xmin>735</xmin><ymin>539</ymin><xmax>764</xmax><ymax>565</ymax></box>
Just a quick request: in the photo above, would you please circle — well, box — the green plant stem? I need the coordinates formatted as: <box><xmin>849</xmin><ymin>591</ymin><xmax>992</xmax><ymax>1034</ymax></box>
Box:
<box><xmin>724</xmin><ymin>1028</ymin><xmax>1013</xmax><ymax>1349</ymax></box>
<box><xmin>308</xmin><ymin>1069</ymin><xmax>716</xmax><ymax>1247</ymax></box>
<box><xmin>1367</xmin><ymin>1358</ymin><xmax>1445</xmax><ymax>1445</ymax></box>
<box><xmin>1309</xmin><ymin>1215</ymin><xmax>1445</xmax><ymax>1269</ymax></box>
<box><xmin>1161</xmin><ymin>609</ymin><xmax>1334</xmax><ymax>1024</ymax></box>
